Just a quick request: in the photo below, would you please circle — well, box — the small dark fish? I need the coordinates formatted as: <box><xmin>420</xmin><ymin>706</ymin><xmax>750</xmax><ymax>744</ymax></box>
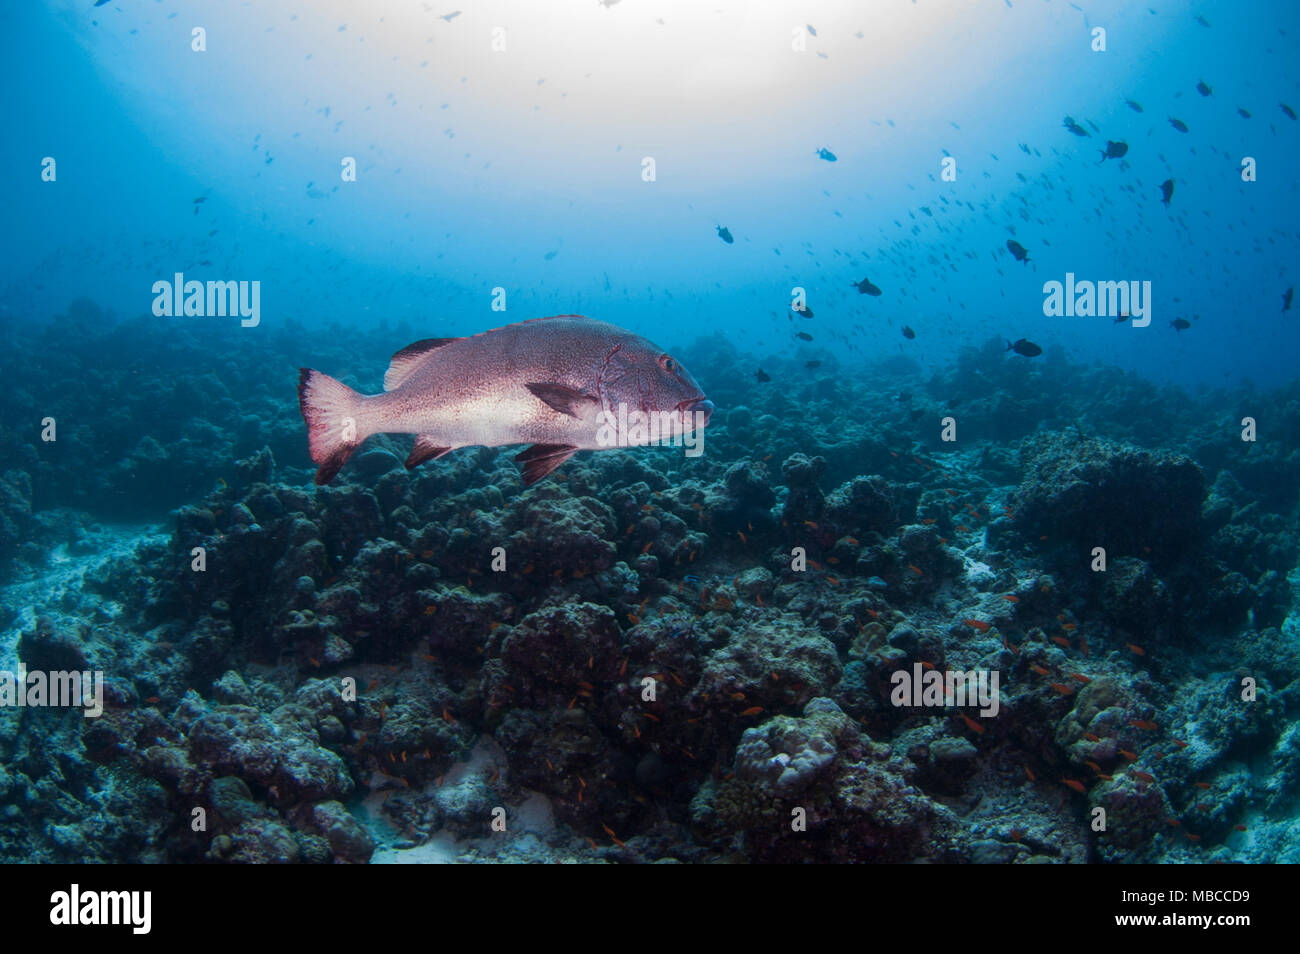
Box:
<box><xmin>1282</xmin><ymin>103</ymin><xmax>1297</xmax><ymax>120</ymax></box>
<box><xmin>1283</xmin><ymin>287</ymin><xmax>1293</xmax><ymax>312</ymax></box>
<box><xmin>805</xmin><ymin>360</ymin><xmax>822</xmax><ymax>369</ymax></box>
<box><xmin>93</xmin><ymin>0</ymin><xmax>112</xmax><ymax>5</ymax></box>
<box><xmin>1160</xmin><ymin>179</ymin><xmax>1174</xmax><ymax>206</ymax></box>
<box><xmin>796</xmin><ymin>331</ymin><xmax>813</xmax><ymax>342</ymax></box>
<box><xmin>1006</xmin><ymin>239</ymin><xmax>1030</xmax><ymax>264</ymax></box>
<box><xmin>1195</xmin><ymin>15</ymin><xmax>1210</xmax><ymax>27</ymax></box>
<box><xmin>1007</xmin><ymin>338</ymin><xmax>1042</xmax><ymax>357</ymax></box>
<box><xmin>193</xmin><ymin>196</ymin><xmax>206</xmax><ymax>204</ymax></box>
<box><xmin>902</xmin><ymin>326</ymin><xmax>916</xmax><ymax>340</ymax></box>
<box><xmin>1196</xmin><ymin>80</ymin><xmax>1212</xmax><ymax>97</ymax></box>
<box><xmin>815</xmin><ymin>147</ymin><xmax>837</xmax><ymax>162</ymax></box>
<box><xmin>1099</xmin><ymin>140</ymin><xmax>1128</xmax><ymax>162</ymax></box>
<box><xmin>852</xmin><ymin>277</ymin><xmax>882</xmax><ymax>296</ymax></box>
<box><xmin>1113</xmin><ymin>312</ymin><xmax>1130</xmax><ymax>324</ymax></box>
<box><xmin>792</xmin><ymin>305</ymin><xmax>814</xmax><ymax>318</ymax></box>
<box><xmin>1063</xmin><ymin>116</ymin><xmax>1090</xmax><ymax>137</ymax></box>
<box><xmin>1237</xmin><ymin>107</ymin><xmax>1251</xmax><ymax>119</ymax></box>
<box><xmin>1125</xmin><ymin>99</ymin><xmax>1144</xmax><ymax>113</ymax></box>
<box><xmin>716</xmin><ymin>225</ymin><xmax>734</xmax><ymax>244</ymax></box>
<box><xmin>1169</xmin><ymin>117</ymin><xmax>1189</xmax><ymax>132</ymax></box>
<box><xmin>755</xmin><ymin>368</ymin><xmax>771</xmax><ymax>383</ymax></box>
<box><xmin>1170</xmin><ymin>318</ymin><xmax>1191</xmax><ymax>331</ymax></box>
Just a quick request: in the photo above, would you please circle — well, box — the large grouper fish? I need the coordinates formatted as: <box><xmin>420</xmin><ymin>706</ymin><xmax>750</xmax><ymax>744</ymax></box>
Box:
<box><xmin>298</xmin><ymin>315</ymin><xmax>714</xmax><ymax>486</ymax></box>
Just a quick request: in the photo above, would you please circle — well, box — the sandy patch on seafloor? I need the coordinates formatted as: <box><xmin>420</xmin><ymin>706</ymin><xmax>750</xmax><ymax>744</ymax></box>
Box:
<box><xmin>0</xmin><ymin>519</ymin><xmax>167</xmax><ymax>673</ymax></box>
<box><xmin>364</xmin><ymin>735</ymin><xmax>561</xmax><ymax>864</ymax></box>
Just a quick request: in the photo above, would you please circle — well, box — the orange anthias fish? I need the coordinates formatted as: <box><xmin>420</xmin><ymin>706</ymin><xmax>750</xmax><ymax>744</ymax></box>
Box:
<box><xmin>958</xmin><ymin>713</ymin><xmax>985</xmax><ymax>734</ymax></box>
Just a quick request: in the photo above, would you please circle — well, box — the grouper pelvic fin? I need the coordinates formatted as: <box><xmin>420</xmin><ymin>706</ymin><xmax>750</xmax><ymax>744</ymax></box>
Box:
<box><xmin>405</xmin><ymin>435</ymin><xmax>453</xmax><ymax>470</ymax></box>
<box><xmin>384</xmin><ymin>337</ymin><xmax>462</xmax><ymax>391</ymax></box>
<box><xmin>514</xmin><ymin>444</ymin><xmax>578</xmax><ymax>485</ymax></box>
<box><xmin>525</xmin><ymin>382</ymin><xmax>598</xmax><ymax>418</ymax></box>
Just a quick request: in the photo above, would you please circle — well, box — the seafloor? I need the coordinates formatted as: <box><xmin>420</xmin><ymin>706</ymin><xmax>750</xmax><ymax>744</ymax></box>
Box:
<box><xmin>2</xmin><ymin>300</ymin><xmax>1298</xmax><ymax>863</ymax></box>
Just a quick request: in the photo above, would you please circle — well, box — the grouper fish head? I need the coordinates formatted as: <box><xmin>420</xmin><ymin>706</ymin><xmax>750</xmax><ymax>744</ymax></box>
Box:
<box><xmin>592</xmin><ymin>326</ymin><xmax>714</xmax><ymax>445</ymax></box>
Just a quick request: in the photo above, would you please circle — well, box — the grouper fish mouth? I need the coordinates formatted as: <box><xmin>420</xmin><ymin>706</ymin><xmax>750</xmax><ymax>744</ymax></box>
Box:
<box><xmin>298</xmin><ymin>315</ymin><xmax>714</xmax><ymax>486</ymax></box>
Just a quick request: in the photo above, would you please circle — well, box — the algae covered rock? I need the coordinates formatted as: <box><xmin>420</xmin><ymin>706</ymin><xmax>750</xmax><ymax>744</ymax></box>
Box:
<box><xmin>1014</xmin><ymin>433</ymin><xmax>1205</xmax><ymax>562</ymax></box>
<box><xmin>187</xmin><ymin>703</ymin><xmax>353</xmax><ymax>806</ymax></box>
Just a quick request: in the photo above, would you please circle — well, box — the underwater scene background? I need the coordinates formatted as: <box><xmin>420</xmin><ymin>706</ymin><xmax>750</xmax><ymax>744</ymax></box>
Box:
<box><xmin>1</xmin><ymin>0</ymin><xmax>1298</xmax><ymax>864</ymax></box>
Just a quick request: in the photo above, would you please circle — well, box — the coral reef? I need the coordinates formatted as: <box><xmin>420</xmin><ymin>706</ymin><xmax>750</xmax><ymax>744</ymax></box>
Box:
<box><xmin>1</xmin><ymin>306</ymin><xmax>1298</xmax><ymax>863</ymax></box>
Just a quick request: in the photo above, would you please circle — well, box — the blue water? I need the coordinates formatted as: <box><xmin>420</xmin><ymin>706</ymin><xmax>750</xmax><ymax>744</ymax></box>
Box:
<box><xmin>4</xmin><ymin>0</ymin><xmax>1296</xmax><ymax>388</ymax></box>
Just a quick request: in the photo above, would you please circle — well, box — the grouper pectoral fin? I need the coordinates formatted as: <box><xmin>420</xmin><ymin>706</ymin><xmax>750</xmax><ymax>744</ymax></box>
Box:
<box><xmin>514</xmin><ymin>444</ymin><xmax>578</xmax><ymax>486</ymax></box>
<box><xmin>384</xmin><ymin>338</ymin><xmax>462</xmax><ymax>391</ymax></box>
<box><xmin>525</xmin><ymin>382</ymin><xmax>598</xmax><ymax>418</ymax></box>
<box><xmin>405</xmin><ymin>435</ymin><xmax>453</xmax><ymax>470</ymax></box>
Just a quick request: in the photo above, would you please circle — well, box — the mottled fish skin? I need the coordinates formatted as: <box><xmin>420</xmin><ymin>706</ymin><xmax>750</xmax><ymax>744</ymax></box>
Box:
<box><xmin>299</xmin><ymin>315</ymin><xmax>713</xmax><ymax>485</ymax></box>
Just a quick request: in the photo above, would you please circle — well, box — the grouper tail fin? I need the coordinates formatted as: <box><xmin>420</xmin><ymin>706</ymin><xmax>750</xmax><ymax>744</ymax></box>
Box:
<box><xmin>298</xmin><ymin>368</ymin><xmax>369</xmax><ymax>484</ymax></box>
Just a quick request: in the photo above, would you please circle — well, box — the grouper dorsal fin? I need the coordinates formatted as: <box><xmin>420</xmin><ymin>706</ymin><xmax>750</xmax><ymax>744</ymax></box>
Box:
<box><xmin>525</xmin><ymin>382</ymin><xmax>598</xmax><ymax>418</ymax></box>
<box><xmin>384</xmin><ymin>337</ymin><xmax>461</xmax><ymax>391</ymax></box>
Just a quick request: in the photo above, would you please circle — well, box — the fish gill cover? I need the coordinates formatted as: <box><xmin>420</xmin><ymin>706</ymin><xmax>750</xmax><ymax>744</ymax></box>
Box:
<box><xmin>0</xmin><ymin>0</ymin><xmax>1298</xmax><ymax>885</ymax></box>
